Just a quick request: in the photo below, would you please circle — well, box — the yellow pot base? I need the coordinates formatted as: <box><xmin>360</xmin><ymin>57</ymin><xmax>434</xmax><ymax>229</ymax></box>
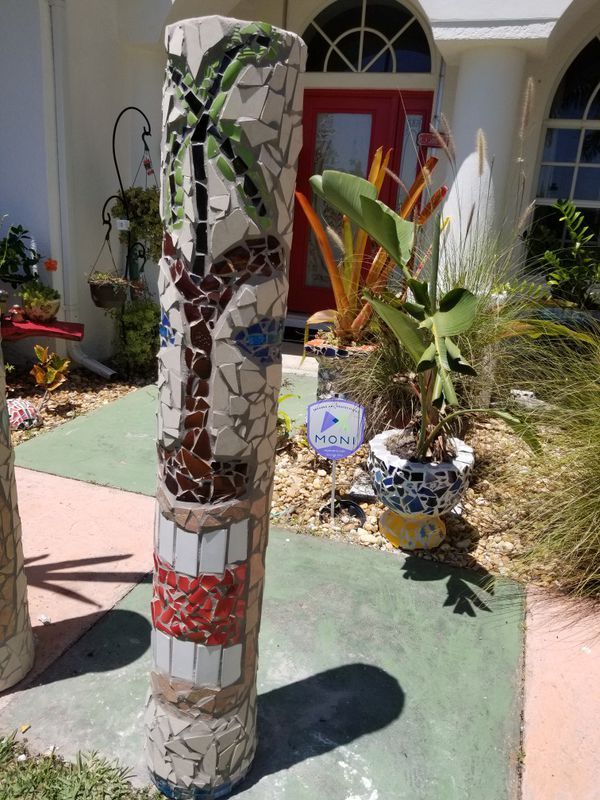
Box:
<box><xmin>379</xmin><ymin>509</ymin><xmax>446</xmax><ymax>551</ymax></box>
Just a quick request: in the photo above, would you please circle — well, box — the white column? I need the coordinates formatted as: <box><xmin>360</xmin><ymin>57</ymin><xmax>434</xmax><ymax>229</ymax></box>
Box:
<box><xmin>443</xmin><ymin>46</ymin><xmax>526</xmax><ymax>261</ymax></box>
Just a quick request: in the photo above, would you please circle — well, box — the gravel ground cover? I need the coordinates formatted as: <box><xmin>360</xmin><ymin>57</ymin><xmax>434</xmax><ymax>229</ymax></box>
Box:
<box><xmin>271</xmin><ymin>420</ymin><xmax>555</xmax><ymax>588</ymax></box>
<box><xmin>7</xmin><ymin>367</ymin><xmax>556</xmax><ymax>588</ymax></box>
<box><xmin>6</xmin><ymin>368</ymin><xmax>141</xmax><ymax>446</ymax></box>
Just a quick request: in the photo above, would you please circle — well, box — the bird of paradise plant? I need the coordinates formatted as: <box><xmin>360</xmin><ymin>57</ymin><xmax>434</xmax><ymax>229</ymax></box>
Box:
<box><xmin>295</xmin><ymin>147</ymin><xmax>447</xmax><ymax>345</ymax></box>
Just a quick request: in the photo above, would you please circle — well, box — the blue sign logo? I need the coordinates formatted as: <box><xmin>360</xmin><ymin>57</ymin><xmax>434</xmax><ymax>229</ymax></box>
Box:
<box><xmin>307</xmin><ymin>398</ymin><xmax>365</xmax><ymax>460</ymax></box>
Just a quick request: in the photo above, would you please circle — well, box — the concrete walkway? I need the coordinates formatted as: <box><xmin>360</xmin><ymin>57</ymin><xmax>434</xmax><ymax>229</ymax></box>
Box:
<box><xmin>2</xmin><ymin>382</ymin><xmax>600</xmax><ymax>799</ymax></box>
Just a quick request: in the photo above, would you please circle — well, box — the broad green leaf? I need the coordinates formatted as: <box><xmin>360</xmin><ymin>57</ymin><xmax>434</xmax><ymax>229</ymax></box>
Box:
<box><xmin>408</xmin><ymin>278</ymin><xmax>430</xmax><ymax>311</ymax></box>
<box><xmin>360</xmin><ymin>196</ymin><xmax>414</xmax><ymax>268</ymax></box>
<box><xmin>434</xmin><ymin>366</ymin><xmax>458</xmax><ymax>407</ymax></box>
<box><xmin>428</xmin><ymin>288</ymin><xmax>477</xmax><ymax>337</ymax></box>
<box><xmin>402</xmin><ymin>301</ymin><xmax>426</xmax><ymax>321</ymax></box>
<box><xmin>368</xmin><ymin>294</ymin><xmax>427</xmax><ymax>365</ymax></box>
<box><xmin>310</xmin><ymin>171</ymin><xmax>377</xmax><ymax>226</ymax></box>
<box><xmin>445</xmin><ymin>337</ymin><xmax>478</xmax><ymax>376</ymax></box>
<box><xmin>416</xmin><ymin>342</ymin><xmax>436</xmax><ymax>372</ymax></box>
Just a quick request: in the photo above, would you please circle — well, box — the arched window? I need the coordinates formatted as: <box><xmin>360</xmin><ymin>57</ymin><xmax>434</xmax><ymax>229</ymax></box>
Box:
<box><xmin>534</xmin><ymin>35</ymin><xmax>600</xmax><ymax>241</ymax></box>
<box><xmin>303</xmin><ymin>0</ymin><xmax>431</xmax><ymax>73</ymax></box>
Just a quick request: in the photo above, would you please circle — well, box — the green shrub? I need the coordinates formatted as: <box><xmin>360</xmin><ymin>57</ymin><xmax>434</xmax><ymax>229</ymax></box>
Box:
<box><xmin>113</xmin><ymin>298</ymin><xmax>160</xmax><ymax>378</ymax></box>
<box><xmin>111</xmin><ymin>187</ymin><xmax>162</xmax><ymax>263</ymax></box>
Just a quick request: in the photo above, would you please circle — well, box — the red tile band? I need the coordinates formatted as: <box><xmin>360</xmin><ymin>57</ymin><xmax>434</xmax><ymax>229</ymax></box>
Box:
<box><xmin>152</xmin><ymin>553</ymin><xmax>247</xmax><ymax>646</ymax></box>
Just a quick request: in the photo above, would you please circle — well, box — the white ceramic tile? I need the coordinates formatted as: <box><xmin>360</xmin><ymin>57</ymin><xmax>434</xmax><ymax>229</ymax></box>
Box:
<box><xmin>154</xmin><ymin>629</ymin><xmax>172</xmax><ymax>674</ymax></box>
<box><xmin>220</xmin><ymin>644</ymin><xmax>242</xmax><ymax>687</ymax></box>
<box><xmin>199</xmin><ymin>529</ymin><xmax>228</xmax><ymax>574</ymax></box>
<box><xmin>194</xmin><ymin>644</ymin><xmax>221</xmax><ymax>687</ymax></box>
<box><xmin>174</xmin><ymin>528</ymin><xmax>200</xmax><ymax>576</ymax></box>
<box><xmin>227</xmin><ymin>520</ymin><xmax>249</xmax><ymax>564</ymax></box>
<box><xmin>157</xmin><ymin>514</ymin><xmax>176</xmax><ymax>565</ymax></box>
<box><xmin>171</xmin><ymin>638</ymin><xmax>196</xmax><ymax>681</ymax></box>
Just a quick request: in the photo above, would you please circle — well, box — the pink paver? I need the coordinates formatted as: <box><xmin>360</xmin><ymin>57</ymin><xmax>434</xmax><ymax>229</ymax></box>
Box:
<box><xmin>522</xmin><ymin>589</ymin><xmax>600</xmax><ymax>800</ymax></box>
<box><xmin>0</xmin><ymin>468</ymin><xmax>153</xmax><ymax>700</ymax></box>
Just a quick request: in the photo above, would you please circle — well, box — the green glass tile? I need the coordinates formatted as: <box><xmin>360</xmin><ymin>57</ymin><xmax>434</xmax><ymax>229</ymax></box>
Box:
<box><xmin>209</xmin><ymin>92</ymin><xmax>227</xmax><ymax>122</ymax></box>
<box><xmin>221</xmin><ymin>59</ymin><xmax>244</xmax><ymax>92</ymax></box>
<box><xmin>187</xmin><ymin>111</ymin><xmax>198</xmax><ymax>126</ymax></box>
<box><xmin>175</xmin><ymin>167</ymin><xmax>183</xmax><ymax>187</ymax></box>
<box><xmin>221</xmin><ymin>121</ymin><xmax>241</xmax><ymax>142</ymax></box>
<box><xmin>235</xmin><ymin>142</ymin><xmax>255</xmax><ymax>166</ymax></box>
<box><xmin>207</xmin><ymin>135</ymin><xmax>219</xmax><ymax>159</ymax></box>
<box><xmin>217</xmin><ymin>156</ymin><xmax>236</xmax><ymax>182</ymax></box>
<box><xmin>183</xmin><ymin>73</ymin><xmax>194</xmax><ymax>87</ymax></box>
<box><xmin>240</xmin><ymin>23</ymin><xmax>259</xmax><ymax>35</ymax></box>
<box><xmin>258</xmin><ymin>22</ymin><xmax>273</xmax><ymax>35</ymax></box>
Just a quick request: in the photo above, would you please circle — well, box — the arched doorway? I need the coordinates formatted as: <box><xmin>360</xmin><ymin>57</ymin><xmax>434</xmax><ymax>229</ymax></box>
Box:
<box><xmin>533</xmin><ymin>34</ymin><xmax>600</xmax><ymax>246</ymax></box>
<box><xmin>289</xmin><ymin>0</ymin><xmax>434</xmax><ymax>315</ymax></box>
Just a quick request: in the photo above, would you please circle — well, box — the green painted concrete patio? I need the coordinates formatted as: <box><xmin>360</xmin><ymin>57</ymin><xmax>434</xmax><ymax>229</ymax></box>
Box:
<box><xmin>3</xmin><ymin>381</ymin><xmax>527</xmax><ymax>799</ymax></box>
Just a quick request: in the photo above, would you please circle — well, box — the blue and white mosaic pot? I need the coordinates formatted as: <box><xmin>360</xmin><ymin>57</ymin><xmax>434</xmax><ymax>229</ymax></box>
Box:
<box><xmin>368</xmin><ymin>429</ymin><xmax>475</xmax><ymax>517</ymax></box>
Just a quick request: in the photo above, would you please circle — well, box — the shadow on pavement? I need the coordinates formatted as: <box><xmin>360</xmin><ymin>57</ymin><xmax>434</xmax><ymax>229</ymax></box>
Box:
<box><xmin>400</xmin><ymin>554</ymin><xmax>497</xmax><ymax>616</ymax></box>
<box><xmin>24</xmin><ymin>553</ymin><xmax>149</xmax><ymax>607</ymax></box>
<box><xmin>233</xmin><ymin>663</ymin><xmax>404</xmax><ymax>793</ymax></box>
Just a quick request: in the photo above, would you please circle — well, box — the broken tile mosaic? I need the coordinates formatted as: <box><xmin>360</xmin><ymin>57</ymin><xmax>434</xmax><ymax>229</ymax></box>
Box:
<box><xmin>148</xmin><ymin>14</ymin><xmax>305</xmax><ymax>800</ymax></box>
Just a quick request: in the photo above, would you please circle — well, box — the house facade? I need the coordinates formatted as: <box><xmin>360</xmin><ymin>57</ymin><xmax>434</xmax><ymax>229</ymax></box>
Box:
<box><xmin>1</xmin><ymin>0</ymin><xmax>599</xmax><ymax>360</ymax></box>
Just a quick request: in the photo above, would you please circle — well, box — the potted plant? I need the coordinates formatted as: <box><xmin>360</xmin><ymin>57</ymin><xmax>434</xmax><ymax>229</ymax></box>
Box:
<box><xmin>88</xmin><ymin>272</ymin><xmax>129</xmax><ymax>309</ymax></box>
<box><xmin>314</xmin><ymin>168</ymin><xmax>541</xmax><ymax>549</ymax></box>
<box><xmin>297</xmin><ymin>148</ymin><xmax>446</xmax><ymax>397</ymax></box>
<box><xmin>19</xmin><ymin>280</ymin><xmax>61</xmax><ymax>322</ymax></box>
<box><xmin>0</xmin><ymin>223</ymin><xmax>41</xmax><ymax>286</ymax></box>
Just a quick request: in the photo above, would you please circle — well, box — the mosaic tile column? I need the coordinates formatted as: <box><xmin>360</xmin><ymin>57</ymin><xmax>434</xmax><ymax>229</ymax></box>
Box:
<box><xmin>145</xmin><ymin>16</ymin><xmax>305</xmax><ymax>799</ymax></box>
<box><xmin>0</xmin><ymin>343</ymin><xmax>34</xmax><ymax>691</ymax></box>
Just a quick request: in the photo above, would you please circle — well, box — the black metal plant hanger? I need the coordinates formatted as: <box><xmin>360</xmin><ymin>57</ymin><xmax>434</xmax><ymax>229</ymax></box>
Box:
<box><xmin>99</xmin><ymin>106</ymin><xmax>154</xmax><ymax>282</ymax></box>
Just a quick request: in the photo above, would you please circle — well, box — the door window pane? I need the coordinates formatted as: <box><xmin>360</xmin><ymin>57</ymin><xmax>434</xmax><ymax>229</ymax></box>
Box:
<box><xmin>574</xmin><ymin>168</ymin><xmax>600</xmax><ymax>202</ymax></box>
<box><xmin>396</xmin><ymin>114</ymin><xmax>423</xmax><ymax>209</ymax></box>
<box><xmin>307</xmin><ymin>113</ymin><xmax>373</xmax><ymax>288</ymax></box>
<box><xmin>537</xmin><ymin>166</ymin><xmax>574</xmax><ymax>199</ymax></box>
<box><xmin>542</xmin><ymin>128</ymin><xmax>580</xmax><ymax>162</ymax></box>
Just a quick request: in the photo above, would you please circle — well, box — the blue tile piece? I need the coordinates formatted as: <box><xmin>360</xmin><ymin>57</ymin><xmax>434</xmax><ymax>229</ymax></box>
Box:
<box><xmin>150</xmin><ymin>773</ymin><xmax>238</xmax><ymax>800</ymax></box>
<box><xmin>160</xmin><ymin>310</ymin><xmax>176</xmax><ymax>347</ymax></box>
<box><xmin>234</xmin><ymin>317</ymin><xmax>284</xmax><ymax>364</ymax></box>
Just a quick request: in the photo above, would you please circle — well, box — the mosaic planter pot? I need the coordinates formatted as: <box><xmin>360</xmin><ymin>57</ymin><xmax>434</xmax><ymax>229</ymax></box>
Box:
<box><xmin>23</xmin><ymin>298</ymin><xmax>60</xmax><ymax>323</ymax></box>
<box><xmin>89</xmin><ymin>281</ymin><xmax>128</xmax><ymax>309</ymax></box>
<box><xmin>304</xmin><ymin>337</ymin><xmax>375</xmax><ymax>399</ymax></box>
<box><xmin>368</xmin><ymin>429</ymin><xmax>474</xmax><ymax>549</ymax></box>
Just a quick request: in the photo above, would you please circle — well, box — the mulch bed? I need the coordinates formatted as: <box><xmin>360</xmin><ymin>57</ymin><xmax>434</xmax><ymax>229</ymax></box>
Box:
<box><xmin>6</xmin><ymin>368</ymin><xmax>141</xmax><ymax>446</ymax></box>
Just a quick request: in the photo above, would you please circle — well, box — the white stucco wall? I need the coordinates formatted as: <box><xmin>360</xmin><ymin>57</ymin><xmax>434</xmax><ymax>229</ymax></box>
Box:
<box><xmin>0</xmin><ymin>1</ymin><xmax>52</xmax><ymax>263</ymax></box>
<box><xmin>2</xmin><ymin>0</ymin><xmax>599</xmax><ymax>361</ymax></box>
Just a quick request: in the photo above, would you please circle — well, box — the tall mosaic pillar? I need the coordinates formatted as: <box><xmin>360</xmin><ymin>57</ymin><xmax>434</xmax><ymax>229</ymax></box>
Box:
<box><xmin>0</xmin><ymin>346</ymin><xmax>34</xmax><ymax>691</ymax></box>
<box><xmin>145</xmin><ymin>16</ymin><xmax>305</xmax><ymax>799</ymax></box>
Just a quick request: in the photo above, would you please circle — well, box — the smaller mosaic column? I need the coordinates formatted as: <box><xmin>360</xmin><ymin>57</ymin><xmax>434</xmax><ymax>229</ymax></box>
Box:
<box><xmin>145</xmin><ymin>16</ymin><xmax>305</xmax><ymax>800</ymax></box>
<box><xmin>0</xmin><ymin>344</ymin><xmax>34</xmax><ymax>691</ymax></box>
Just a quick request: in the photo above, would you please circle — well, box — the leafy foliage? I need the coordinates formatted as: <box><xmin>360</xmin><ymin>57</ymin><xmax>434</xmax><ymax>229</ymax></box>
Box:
<box><xmin>296</xmin><ymin>150</ymin><xmax>445</xmax><ymax>344</ymax></box>
<box><xmin>111</xmin><ymin>187</ymin><xmax>162</xmax><ymax>263</ymax></box>
<box><xmin>112</xmin><ymin>299</ymin><xmax>160</xmax><ymax>377</ymax></box>
<box><xmin>30</xmin><ymin>345</ymin><xmax>70</xmax><ymax>405</ymax></box>
<box><xmin>0</xmin><ymin>224</ymin><xmax>41</xmax><ymax>285</ymax></box>
<box><xmin>539</xmin><ymin>200</ymin><xmax>600</xmax><ymax>309</ymax></box>
<box><xmin>20</xmin><ymin>279</ymin><xmax>60</xmax><ymax>304</ymax></box>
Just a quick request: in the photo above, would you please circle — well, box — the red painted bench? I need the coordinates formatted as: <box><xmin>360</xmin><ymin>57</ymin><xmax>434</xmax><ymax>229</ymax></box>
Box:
<box><xmin>1</xmin><ymin>318</ymin><xmax>84</xmax><ymax>342</ymax></box>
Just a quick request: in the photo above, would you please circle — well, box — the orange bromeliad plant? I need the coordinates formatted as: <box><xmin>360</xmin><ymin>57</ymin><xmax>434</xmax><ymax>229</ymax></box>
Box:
<box><xmin>295</xmin><ymin>147</ymin><xmax>447</xmax><ymax>346</ymax></box>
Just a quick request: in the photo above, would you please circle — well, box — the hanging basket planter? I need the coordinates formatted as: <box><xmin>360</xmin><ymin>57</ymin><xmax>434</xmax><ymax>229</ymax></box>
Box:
<box><xmin>88</xmin><ymin>276</ymin><xmax>129</xmax><ymax>309</ymax></box>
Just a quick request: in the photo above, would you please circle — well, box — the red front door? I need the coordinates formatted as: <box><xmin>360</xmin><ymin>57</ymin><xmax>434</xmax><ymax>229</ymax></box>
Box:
<box><xmin>289</xmin><ymin>89</ymin><xmax>433</xmax><ymax>315</ymax></box>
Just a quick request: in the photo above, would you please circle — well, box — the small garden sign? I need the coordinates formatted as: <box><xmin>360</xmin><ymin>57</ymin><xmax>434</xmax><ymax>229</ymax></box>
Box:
<box><xmin>307</xmin><ymin>397</ymin><xmax>365</xmax><ymax>519</ymax></box>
